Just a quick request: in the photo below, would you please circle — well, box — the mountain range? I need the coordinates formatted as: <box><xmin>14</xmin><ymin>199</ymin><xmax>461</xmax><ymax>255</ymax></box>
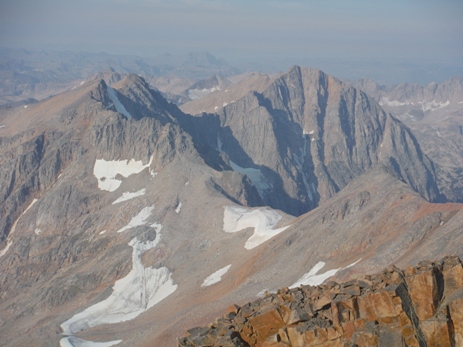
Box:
<box><xmin>0</xmin><ymin>64</ymin><xmax>462</xmax><ymax>347</ymax></box>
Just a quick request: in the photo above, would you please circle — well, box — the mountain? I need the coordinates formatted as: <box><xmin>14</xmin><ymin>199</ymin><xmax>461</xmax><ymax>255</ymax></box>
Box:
<box><xmin>0</xmin><ymin>48</ymin><xmax>240</xmax><ymax>107</ymax></box>
<box><xmin>351</xmin><ymin>77</ymin><xmax>463</xmax><ymax>203</ymax></box>
<box><xmin>0</xmin><ymin>67</ymin><xmax>462</xmax><ymax>347</ymax></box>
<box><xmin>180</xmin><ymin>72</ymin><xmax>273</xmax><ymax>114</ymax></box>
<box><xmin>184</xmin><ymin>66</ymin><xmax>440</xmax><ymax>216</ymax></box>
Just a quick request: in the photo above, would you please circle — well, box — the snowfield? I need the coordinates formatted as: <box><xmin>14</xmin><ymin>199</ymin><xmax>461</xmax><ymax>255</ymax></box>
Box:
<box><xmin>223</xmin><ymin>206</ymin><xmax>290</xmax><ymax>249</ymax></box>
<box><xmin>61</xmin><ymin>223</ymin><xmax>177</xmax><ymax>337</ymax></box>
<box><xmin>60</xmin><ymin>213</ymin><xmax>177</xmax><ymax>346</ymax></box>
<box><xmin>201</xmin><ymin>264</ymin><xmax>232</xmax><ymax>287</ymax></box>
<box><xmin>93</xmin><ymin>157</ymin><xmax>152</xmax><ymax>192</ymax></box>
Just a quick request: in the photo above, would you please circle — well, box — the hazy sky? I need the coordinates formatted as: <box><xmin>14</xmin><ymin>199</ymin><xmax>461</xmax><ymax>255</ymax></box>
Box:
<box><xmin>1</xmin><ymin>0</ymin><xmax>462</xmax><ymax>82</ymax></box>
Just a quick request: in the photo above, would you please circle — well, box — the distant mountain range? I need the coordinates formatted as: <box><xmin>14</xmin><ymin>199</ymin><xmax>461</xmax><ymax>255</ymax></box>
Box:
<box><xmin>0</xmin><ymin>61</ymin><xmax>463</xmax><ymax>347</ymax></box>
<box><xmin>0</xmin><ymin>48</ymin><xmax>240</xmax><ymax>107</ymax></box>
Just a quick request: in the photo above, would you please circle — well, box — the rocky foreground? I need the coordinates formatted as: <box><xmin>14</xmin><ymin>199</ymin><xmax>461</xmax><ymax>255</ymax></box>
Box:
<box><xmin>179</xmin><ymin>256</ymin><xmax>463</xmax><ymax>347</ymax></box>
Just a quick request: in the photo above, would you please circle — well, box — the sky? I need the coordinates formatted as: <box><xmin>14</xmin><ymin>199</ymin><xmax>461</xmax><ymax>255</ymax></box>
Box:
<box><xmin>1</xmin><ymin>0</ymin><xmax>462</xmax><ymax>83</ymax></box>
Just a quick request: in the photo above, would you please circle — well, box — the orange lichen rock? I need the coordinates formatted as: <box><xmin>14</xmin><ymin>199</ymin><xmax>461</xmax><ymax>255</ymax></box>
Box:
<box><xmin>179</xmin><ymin>256</ymin><xmax>463</xmax><ymax>347</ymax></box>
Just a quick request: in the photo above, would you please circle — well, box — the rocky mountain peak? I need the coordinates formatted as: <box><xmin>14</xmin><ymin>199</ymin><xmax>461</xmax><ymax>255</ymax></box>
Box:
<box><xmin>203</xmin><ymin>66</ymin><xmax>440</xmax><ymax>215</ymax></box>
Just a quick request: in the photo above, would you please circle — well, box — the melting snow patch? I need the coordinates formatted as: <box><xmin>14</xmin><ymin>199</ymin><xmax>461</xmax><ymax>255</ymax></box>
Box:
<box><xmin>117</xmin><ymin>206</ymin><xmax>154</xmax><ymax>233</ymax></box>
<box><xmin>34</xmin><ymin>229</ymin><xmax>42</xmax><ymax>235</ymax></box>
<box><xmin>60</xmin><ymin>224</ymin><xmax>177</xmax><ymax>336</ymax></box>
<box><xmin>201</xmin><ymin>264</ymin><xmax>232</xmax><ymax>287</ymax></box>
<box><xmin>175</xmin><ymin>202</ymin><xmax>182</xmax><ymax>214</ymax></box>
<box><xmin>290</xmin><ymin>259</ymin><xmax>362</xmax><ymax>288</ymax></box>
<box><xmin>229</xmin><ymin>161</ymin><xmax>272</xmax><ymax>198</ymax></box>
<box><xmin>59</xmin><ymin>336</ymin><xmax>122</xmax><ymax>347</ymax></box>
<box><xmin>99</xmin><ymin>230</ymin><xmax>107</xmax><ymax>235</ymax></box>
<box><xmin>112</xmin><ymin>189</ymin><xmax>146</xmax><ymax>204</ymax></box>
<box><xmin>93</xmin><ymin>157</ymin><xmax>152</xmax><ymax>192</ymax></box>
<box><xmin>223</xmin><ymin>206</ymin><xmax>290</xmax><ymax>250</ymax></box>
<box><xmin>107</xmin><ymin>86</ymin><xmax>133</xmax><ymax>119</ymax></box>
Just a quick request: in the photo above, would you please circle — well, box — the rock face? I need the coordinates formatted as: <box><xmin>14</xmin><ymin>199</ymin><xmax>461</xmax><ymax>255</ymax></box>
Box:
<box><xmin>351</xmin><ymin>77</ymin><xmax>463</xmax><ymax>204</ymax></box>
<box><xmin>179</xmin><ymin>256</ymin><xmax>463</xmax><ymax>347</ymax></box>
<box><xmin>188</xmin><ymin>66</ymin><xmax>440</xmax><ymax>215</ymax></box>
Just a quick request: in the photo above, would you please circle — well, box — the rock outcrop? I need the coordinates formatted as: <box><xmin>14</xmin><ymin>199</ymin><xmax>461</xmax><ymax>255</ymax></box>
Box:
<box><xmin>179</xmin><ymin>256</ymin><xmax>463</xmax><ymax>347</ymax></box>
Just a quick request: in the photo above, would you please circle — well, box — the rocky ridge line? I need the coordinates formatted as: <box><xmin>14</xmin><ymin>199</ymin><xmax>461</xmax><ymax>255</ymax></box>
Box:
<box><xmin>179</xmin><ymin>256</ymin><xmax>463</xmax><ymax>347</ymax></box>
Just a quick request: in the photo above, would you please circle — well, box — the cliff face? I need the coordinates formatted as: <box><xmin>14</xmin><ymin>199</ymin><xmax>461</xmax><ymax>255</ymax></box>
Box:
<box><xmin>179</xmin><ymin>256</ymin><xmax>463</xmax><ymax>347</ymax></box>
<box><xmin>190</xmin><ymin>66</ymin><xmax>440</xmax><ymax>216</ymax></box>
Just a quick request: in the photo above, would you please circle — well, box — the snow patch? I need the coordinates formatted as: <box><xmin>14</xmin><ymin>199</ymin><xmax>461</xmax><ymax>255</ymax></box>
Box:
<box><xmin>0</xmin><ymin>124</ymin><xmax>5</xmax><ymax>129</ymax></box>
<box><xmin>421</xmin><ymin>100</ymin><xmax>450</xmax><ymax>112</ymax></box>
<box><xmin>107</xmin><ymin>86</ymin><xmax>133</xmax><ymax>119</ymax></box>
<box><xmin>303</xmin><ymin>129</ymin><xmax>314</xmax><ymax>135</ymax></box>
<box><xmin>117</xmin><ymin>206</ymin><xmax>154</xmax><ymax>233</ymax></box>
<box><xmin>185</xmin><ymin>181</ymin><xmax>189</xmax><ymax>186</ymax></box>
<box><xmin>59</xmin><ymin>336</ymin><xmax>122</xmax><ymax>347</ymax></box>
<box><xmin>229</xmin><ymin>161</ymin><xmax>272</xmax><ymax>198</ymax></box>
<box><xmin>223</xmin><ymin>206</ymin><xmax>290</xmax><ymax>250</ymax></box>
<box><xmin>112</xmin><ymin>189</ymin><xmax>146</xmax><ymax>204</ymax></box>
<box><xmin>1</xmin><ymin>198</ymin><xmax>38</xmax><ymax>257</ymax></box>
<box><xmin>60</xmin><ymin>223</ymin><xmax>176</xmax><ymax>336</ymax></box>
<box><xmin>188</xmin><ymin>87</ymin><xmax>219</xmax><ymax>100</ymax></box>
<box><xmin>0</xmin><ymin>240</ymin><xmax>12</xmax><ymax>258</ymax></box>
<box><xmin>175</xmin><ymin>202</ymin><xmax>182</xmax><ymax>214</ymax></box>
<box><xmin>379</xmin><ymin>98</ymin><xmax>411</xmax><ymax>107</ymax></box>
<box><xmin>10</xmin><ymin>198</ymin><xmax>38</xmax><ymax>236</ymax></box>
<box><xmin>201</xmin><ymin>264</ymin><xmax>232</xmax><ymax>287</ymax></box>
<box><xmin>93</xmin><ymin>157</ymin><xmax>152</xmax><ymax>192</ymax></box>
<box><xmin>290</xmin><ymin>259</ymin><xmax>362</xmax><ymax>288</ymax></box>
<box><xmin>34</xmin><ymin>229</ymin><xmax>42</xmax><ymax>235</ymax></box>
<box><xmin>99</xmin><ymin>230</ymin><xmax>107</xmax><ymax>235</ymax></box>
<box><xmin>257</xmin><ymin>289</ymin><xmax>268</xmax><ymax>298</ymax></box>
<box><xmin>80</xmin><ymin>81</ymin><xmax>85</xmax><ymax>85</ymax></box>
<box><xmin>223</xmin><ymin>102</ymin><xmax>228</xmax><ymax>107</ymax></box>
